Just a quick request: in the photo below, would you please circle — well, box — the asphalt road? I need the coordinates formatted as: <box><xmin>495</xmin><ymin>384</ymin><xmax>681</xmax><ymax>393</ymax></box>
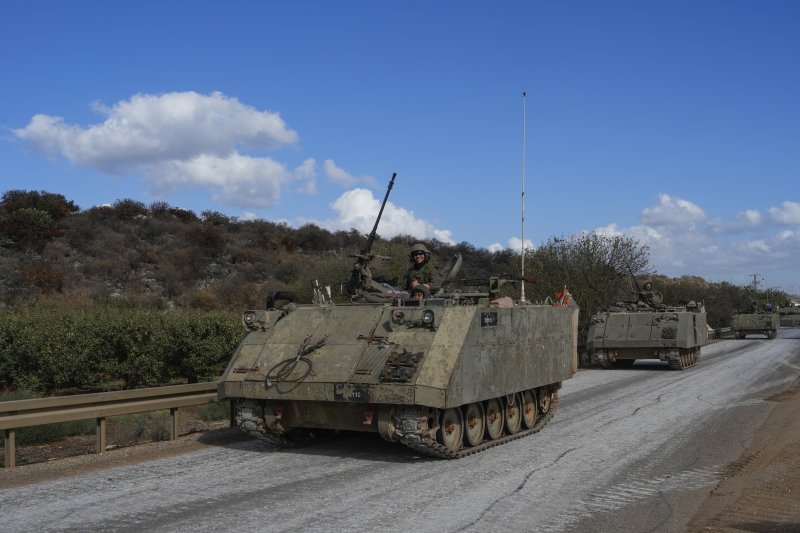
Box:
<box><xmin>3</xmin><ymin>330</ymin><xmax>799</xmax><ymax>533</ymax></box>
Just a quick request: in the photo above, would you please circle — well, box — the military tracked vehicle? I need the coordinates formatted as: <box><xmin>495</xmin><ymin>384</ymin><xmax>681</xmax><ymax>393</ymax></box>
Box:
<box><xmin>732</xmin><ymin>303</ymin><xmax>779</xmax><ymax>339</ymax></box>
<box><xmin>218</xmin><ymin>173</ymin><xmax>578</xmax><ymax>458</ymax></box>
<box><xmin>779</xmin><ymin>305</ymin><xmax>800</xmax><ymax>328</ymax></box>
<box><xmin>586</xmin><ymin>282</ymin><xmax>707</xmax><ymax>370</ymax></box>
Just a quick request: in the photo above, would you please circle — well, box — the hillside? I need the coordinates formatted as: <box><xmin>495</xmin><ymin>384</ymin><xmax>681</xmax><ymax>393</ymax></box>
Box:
<box><xmin>0</xmin><ymin>189</ymin><xmax>789</xmax><ymax>329</ymax></box>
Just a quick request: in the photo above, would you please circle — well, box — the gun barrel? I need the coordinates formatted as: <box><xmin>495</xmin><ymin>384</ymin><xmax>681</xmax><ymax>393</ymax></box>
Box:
<box><xmin>347</xmin><ymin>172</ymin><xmax>397</xmax><ymax>298</ymax></box>
<box><xmin>362</xmin><ymin>172</ymin><xmax>396</xmax><ymax>254</ymax></box>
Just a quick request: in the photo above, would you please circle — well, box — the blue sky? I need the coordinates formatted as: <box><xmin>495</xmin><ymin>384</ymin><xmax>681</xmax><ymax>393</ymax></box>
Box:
<box><xmin>1</xmin><ymin>1</ymin><xmax>798</xmax><ymax>293</ymax></box>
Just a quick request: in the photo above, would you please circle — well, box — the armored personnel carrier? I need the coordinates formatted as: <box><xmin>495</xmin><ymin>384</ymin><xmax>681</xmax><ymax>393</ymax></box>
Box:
<box><xmin>779</xmin><ymin>304</ymin><xmax>800</xmax><ymax>328</ymax></box>
<box><xmin>586</xmin><ymin>284</ymin><xmax>707</xmax><ymax>370</ymax></box>
<box><xmin>732</xmin><ymin>303</ymin><xmax>779</xmax><ymax>339</ymax></box>
<box><xmin>218</xmin><ymin>174</ymin><xmax>578</xmax><ymax>458</ymax></box>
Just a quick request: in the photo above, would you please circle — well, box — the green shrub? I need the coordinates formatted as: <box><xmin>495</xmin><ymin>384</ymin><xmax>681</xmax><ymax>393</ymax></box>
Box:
<box><xmin>145</xmin><ymin>412</ymin><xmax>172</xmax><ymax>442</ymax></box>
<box><xmin>15</xmin><ymin>419</ymin><xmax>95</xmax><ymax>446</ymax></box>
<box><xmin>0</xmin><ymin>305</ymin><xmax>242</xmax><ymax>392</ymax></box>
<box><xmin>111</xmin><ymin>413</ymin><xmax>149</xmax><ymax>447</ymax></box>
<box><xmin>195</xmin><ymin>401</ymin><xmax>230</xmax><ymax>421</ymax></box>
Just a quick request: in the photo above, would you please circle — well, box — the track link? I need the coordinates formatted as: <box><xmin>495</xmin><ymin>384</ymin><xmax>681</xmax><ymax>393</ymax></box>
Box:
<box><xmin>236</xmin><ymin>401</ymin><xmax>299</xmax><ymax>447</ymax></box>
<box><xmin>667</xmin><ymin>347</ymin><xmax>701</xmax><ymax>370</ymax></box>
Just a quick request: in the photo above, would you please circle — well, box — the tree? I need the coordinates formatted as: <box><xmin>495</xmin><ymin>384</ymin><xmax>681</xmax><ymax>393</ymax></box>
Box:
<box><xmin>0</xmin><ymin>208</ymin><xmax>57</xmax><ymax>251</ymax></box>
<box><xmin>112</xmin><ymin>199</ymin><xmax>148</xmax><ymax>220</ymax></box>
<box><xmin>0</xmin><ymin>190</ymin><xmax>79</xmax><ymax>221</ymax></box>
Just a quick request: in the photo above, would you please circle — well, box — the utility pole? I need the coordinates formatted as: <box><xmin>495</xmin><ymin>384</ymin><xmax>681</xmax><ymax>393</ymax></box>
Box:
<box><xmin>749</xmin><ymin>274</ymin><xmax>761</xmax><ymax>289</ymax></box>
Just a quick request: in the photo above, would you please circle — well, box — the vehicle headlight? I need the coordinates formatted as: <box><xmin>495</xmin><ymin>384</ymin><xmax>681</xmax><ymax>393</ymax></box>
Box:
<box><xmin>243</xmin><ymin>311</ymin><xmax>258</xmax><ymax>328</ymax></box>
<box><xmin>422</xmin><ymin>310</ymin><xmax>435</xmax><ymax>325</ymax></box>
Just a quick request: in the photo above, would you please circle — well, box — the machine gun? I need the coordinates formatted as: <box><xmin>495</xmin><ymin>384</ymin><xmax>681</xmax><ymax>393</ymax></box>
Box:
<box><xmin>346</xmin><ymin>172</ymin><xmax>396</xmax><ymax>300</ymax></box>
<box><xmin>626</xmin><ymin>264</ymin><xmax>643</xmax><ymax>296</ymax></box>
<box><xmin>625</xmin><ymin>265</ymin><xmax>662</xmax><ymax>307</ymax></box>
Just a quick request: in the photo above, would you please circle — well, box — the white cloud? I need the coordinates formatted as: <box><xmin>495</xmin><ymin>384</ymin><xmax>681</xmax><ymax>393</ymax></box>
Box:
<box><xmin>306</xmin><ymin>188</ymin><xmax>454</xmax><ymax>243</ymax></box>
<box><xmin>768</xmin><ymin>201</ymin><xmax>800</xmax><ymax>224</ymax></box>
<box><xmin>588</xmin><ymin>194</ymin><xmax>800</xmax><ymax>289</ymax></box>
<box><xmin>738</xmin><ymin>209</ymin><xmax>762</xmax><ymax>227</ymax></box>
<box><xmin>640</xmin><ymin>193</ymin><xmax>705</xmax><ymax>226</ymax></box>
<box><xmin>153</xmin><ymin>153</ymin><xmax>293</xmax><ymax>208</ymax></box>
<box><xmin>324</xmin><ymin>159</ymin><xmax>379</xmax><ymax>188</ymax></box>
<box><xmin>293</xmin><ymin>158</ymin><xmax>318</xmax><ymax>195</ymax></box>
<box><xmin>487</xmin><ymin>237</ymin><xmax>534</xmax><ymax>253</ymax></box>
<box><xmin>14</xmin><ymin>91</ymin><xmax>302</xmax><ymax>208</ymax></box>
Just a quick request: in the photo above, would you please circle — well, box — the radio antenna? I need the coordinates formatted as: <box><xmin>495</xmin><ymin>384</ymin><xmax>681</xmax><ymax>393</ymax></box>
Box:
<box><xmin>520</xmin><ymin>91</ymin><xmax>528</xmax><ymax>303</ymax></box>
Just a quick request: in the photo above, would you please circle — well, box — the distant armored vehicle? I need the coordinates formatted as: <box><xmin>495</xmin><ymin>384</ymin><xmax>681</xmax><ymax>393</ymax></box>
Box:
<box><xmin>778</xmin><ymin>304</ymin><xmax>800</xmax><ymax>328</ymax></box>
<box><xmin>732</xmin><ymin>303</ymin><xmax>779</xmax><ymax>339</ymax></box>
<box><xmin>586</xmin><ymin>284</ymin><xmax>707</xmax><ymax>370</ymax></box>
<box><xmin>218</xmin><ymin>174</ymin><xmax>578</xmax><ymax>458</ymax></box>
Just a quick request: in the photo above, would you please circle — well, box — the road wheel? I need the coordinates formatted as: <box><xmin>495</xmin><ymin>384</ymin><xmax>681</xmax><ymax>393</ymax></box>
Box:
<box><xmin>485</xmin><ymin>398</ymin><xmax>504</xmax><ymax>440</ymax></box>
<box><xmin>436</xmin><ymin>408</ymin><xmax>463</xmax><ymax>452</ymax></box>
<box><xmin>538</xmin><ymin>386</ymin><xmax>552</xmax><ymax>415</ymax></box>
<box><xmin>504</xmin><ymin>393</ymin><xmax>523</xmax><ymax>435</ymax></box>
<box><xmin>521</xmin><ymin>389</ymin><xmax>538</xmax><ymax>429</ymax></box>
<box><xmin>463</xmin><ymin>402</ymin><xmax>485</xmax><ymax>447</ymax></box>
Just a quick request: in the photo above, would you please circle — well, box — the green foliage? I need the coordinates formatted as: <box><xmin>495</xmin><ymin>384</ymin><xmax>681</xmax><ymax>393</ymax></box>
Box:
<box><xmin>111</xmin><ymin>413</ymin><xmax>150</xmax><ymax>446</ymax></box>
<box><xmin>0</xmin><ymin>305</ymin><xmax>242</xmax><ymax>393</ymax></box>
<box><xmin>16</xmin><ymin>420</ymin><xmax>96</xmax><ymax>446</ymax></box>
<box><xmin>112</xmin><ymin>199</ymin><xmax>148</xmax><ymax>220</ymax></box>
<box><xmin>201</xmin><ymin>210</ymin><xmax>232</xmax><ymax>226</ymax></box>
<box><xmin>0</xmin><ymin>207</ymin><xmax>56</xmax><ymax>251</ymax></box>
<box><xmin>0</xmin><ymin>190</ymin><xmax>79</xmax><ymax>221</ymax></box>
<box><xmin>195</xmin><ymin>401</ymin><xmax>230</xmax><ymax>421</ymax></box>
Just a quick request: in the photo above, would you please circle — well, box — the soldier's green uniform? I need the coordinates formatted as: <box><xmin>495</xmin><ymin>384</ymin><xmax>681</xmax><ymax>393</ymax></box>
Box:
<box><xmin>404</xmin><ymin>243</ymin><xmax>435</xmax><ymax>296</ymax></box>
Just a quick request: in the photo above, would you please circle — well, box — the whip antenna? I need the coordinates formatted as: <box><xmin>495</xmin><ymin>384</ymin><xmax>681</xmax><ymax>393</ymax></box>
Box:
<box><xmin>520</xmin><ymin>91</ymin><xmax>527</xmax><ymax>303</ymax></box>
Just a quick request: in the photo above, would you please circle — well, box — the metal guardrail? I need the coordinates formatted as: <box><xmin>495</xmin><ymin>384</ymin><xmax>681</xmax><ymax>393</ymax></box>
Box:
<box><xmin>1</xmin><ymin>382</ymin><xmax>222</xmax><ymax>469</ymax></box>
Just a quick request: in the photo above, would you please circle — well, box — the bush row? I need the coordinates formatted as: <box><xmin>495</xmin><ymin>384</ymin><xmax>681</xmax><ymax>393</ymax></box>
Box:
<box><xmin>0</xmin><ymin>306</ymin><xmax>243</xmax><ymax>393</ymax></box>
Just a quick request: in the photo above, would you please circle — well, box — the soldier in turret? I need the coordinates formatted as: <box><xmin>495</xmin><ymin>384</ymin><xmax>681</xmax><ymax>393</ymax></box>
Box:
<box><xmin>638</xmin><ymin>281</ymin><xmax>654</xmax><ymax>305</ymax></box>
<box><xmin>405</xmin><ymin>243</ymin><xmax>435</xmax><ymax>298</ymax></box>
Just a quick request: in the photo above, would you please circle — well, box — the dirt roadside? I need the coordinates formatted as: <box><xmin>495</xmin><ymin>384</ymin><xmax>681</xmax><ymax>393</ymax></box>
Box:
<box><xmin>2</xmin><ymin>382</ymin><xmax>800</xmax><ymax>531</ymax></box>
<box><xmin>0</xmin><ymin>419</ymin><xmax>249</xmax><ymax>489</ymax></box>
<box><xmin>688</xmin><ymin>377</ymin><xmax>800</xmax><ymax>532</ymax></box>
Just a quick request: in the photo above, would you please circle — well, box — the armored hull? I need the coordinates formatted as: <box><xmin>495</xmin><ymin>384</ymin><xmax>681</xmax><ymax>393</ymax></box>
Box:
<box><xmin>219</xmin><ymin>299</ymin><xmax>578</xmax><ymax>458</ymax></box>
<box><xmin>779</xmin><ymin>306</ymin><xmax>800</xmax><ymax>328</ymax></box>
<box><xmin>586</xmin><ymin>303</ymin><xmax>707</xmax><ymax>369</ymax></box>
<box><xmin>732</xmin><ymin>310</ymin><xmax>779</xmax><ymax>339</ymax></box>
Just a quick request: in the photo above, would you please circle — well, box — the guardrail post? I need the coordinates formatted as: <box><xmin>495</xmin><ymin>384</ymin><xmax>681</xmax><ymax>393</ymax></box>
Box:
<box><xmin>96</xmin><ymin>417</ymin><xmax>106</xmax><ymax>454</ymax></box>
<box><xmin>4</xmin><ymin>428</ymin><xmax>16</xmax><ymax>469</ymax></box>
<box><xmin>170</xmin><ymin>408</ymin><xmax>179</xmax><ymax>441</ymax></box>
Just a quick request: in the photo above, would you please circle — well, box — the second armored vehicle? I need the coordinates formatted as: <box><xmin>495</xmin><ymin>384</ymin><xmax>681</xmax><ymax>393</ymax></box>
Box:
<box><xmin>732</xmin><ymin>303</ymin><xmax>779</xmax><ymax>339</ymax></box>
<box><xmin>586</xmin><ymin>286</ymin><xmax>707</xmax><ymax>370</ymax></box>
<box><xmin>779</xmin><ymin>304</ymin><xmax>800</xmax><ymax>328</ymax></box>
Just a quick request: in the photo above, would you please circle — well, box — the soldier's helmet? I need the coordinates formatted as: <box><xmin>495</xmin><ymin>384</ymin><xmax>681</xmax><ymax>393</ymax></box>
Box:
<box><xmin>409</xmin><ymin>243</ymin><xmax>431</xmax><ymax>262</ymax></box>
<box><xmin>643</xmin><ymin>281</ymin><xmax>653</xmax><ymax>290</ymax></box>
